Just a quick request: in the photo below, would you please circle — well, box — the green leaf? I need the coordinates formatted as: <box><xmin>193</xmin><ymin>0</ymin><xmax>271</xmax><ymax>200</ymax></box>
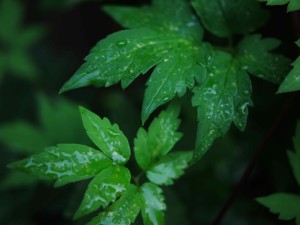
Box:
<box><xmin>147</xmin><ymin>151</ymin><xmax>192</xmax><ymax>185</ymax></box>
<box><xmin>74</xmin><ymin>166</ymin><xmax>131</xmax><ymax>219</ymax></box>
<box><xmin>9</xmin><ymin>144</ymin><xmax>112</xmax><ymax>187</ymax></box>
<box><xmin>287</xmin><ymin>121</ymin><xmax>300</xmax><ymax>186</ymax></box>
<box><xmin>140</xmin><ymin>182</ymin><xmax>166</xmax><ymax>225</ymax></box>
<box><xmin>37</xmin><ymin>94</ymin><xmax>85</xmax><ymax>144</ymax></box>
<box><xmin>278</xmin><ymin>40</ymin><xmax>300</xmax><ymax>93</ymax></box>
<box><xmin>257</xmin><ymin>193</ymin><xmax>300</xmax><ymax>224</ymax></box>
<box><xmin>259</xmin><ymin>0</ymin><xmax>300</xmax><ymax>12</ymax></box>
<box><xmin>0</xmin><ymin>0</ymin><xmax>44</xmax><ymax>81</ymax></box>
<box><xmin>141</xmin><ymin>45</ymin><xmax>210</xmax><ymax>123</ymax></box>
<box><xmin>134</xmin><ymin>105</ymin><xmax>182</xmax><ymax>170</ymax></box>
<box><xmin>80</xmin><ymin>106</ymin><xmax>130</xmax><ymax>165</ymax></box>
<box><xmin>0</xmin><ymin>121</ymin><xmax>48</xmax><ymax>154</ymax></box>
<box><xmin>0</xmin><ymin>0</ymin><xmax>24</xmax><ymax>42</ymax></box>
<box><xmin>191</xmin><ymin>0</ymin><xmax>268</xmax><ymax>37</ymax></box>
<box><xmin>60</xmin><ymin>0</ymin><xmax>210</xmax><ymax>121</ymax></box>
<box><xmin>237</xmin><ymin>34</ymin><xmax>291</xmax><ymax>84</ymax></box>
<box><xmin>103</xmin><ymin>0</ymin><xmax>203</xmax><ymax>41</ymax></box>
<box><xmin>192</xmin><ymin>51</ymin><xmax>252</xmax><ymax>161</ymax></box>
<box><xmin>87</xmin><ymin>184</ymin><xmax>141</xmax><ymax>225</ymax></box>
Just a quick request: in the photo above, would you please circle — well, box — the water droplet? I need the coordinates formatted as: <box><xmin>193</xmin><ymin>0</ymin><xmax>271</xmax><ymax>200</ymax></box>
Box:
<box><xmin>162</xmin><ymin>96</ymin><xmax>170</xmax><ymax>102</ymax></box>
<box><xmin>116</xmin><ymin>40</ymin><xmax>127</xmax><ymax>48</ymax></box>
<box><xmin>243</xmin><ymin>90</ymin><xmax>250</xmax><ymax>95</ymax></box>
<box><xmin>239</xmin><ymin>102</ymin><xmax>249</xmax><ymax>114</ymax></box>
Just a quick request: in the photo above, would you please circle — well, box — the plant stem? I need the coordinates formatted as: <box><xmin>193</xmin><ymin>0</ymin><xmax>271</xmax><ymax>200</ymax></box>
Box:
<box><xmin>133</xmin><ymin>171</ymin><xmax>144</xmax><ymax>186</ymax></box>
<box><xmin>211</xmin><ymin>93</ymin><xmax>297</xmax><ymax>225</ymax></box>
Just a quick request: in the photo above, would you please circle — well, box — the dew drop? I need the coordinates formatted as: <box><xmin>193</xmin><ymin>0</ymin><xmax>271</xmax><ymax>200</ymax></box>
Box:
<box><xmin>116</xmin><ymin>40</ymin><xmax>127</xmax><ymax>48</ymax></box>
<box><xmin>243</xmin><ymin>90</ymin><xmax>250</xmax><ymax>95</ymax></box>
<box><xmin>162</xmin><ymin>96</ymin><xmax>170</xmax><ymax>102</ymax></box>
<box><xmin>239</xmin><ymin>102</ymin><xmax>249</xmax><ymax>114</ymax></box>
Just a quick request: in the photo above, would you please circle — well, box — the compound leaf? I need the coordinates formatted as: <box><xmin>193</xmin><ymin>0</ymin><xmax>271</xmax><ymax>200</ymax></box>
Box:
<box><xmin>9</xmin><ymin>144</ymin><xmax>112</xmax><ymax>187</ymax></box>
<box><xmin>60</xmin><ymin>0</ymin><xmax>210</xmax><ymax>122</ymax></box>
<box><xmin>278</xmin><ymin>40</ymin><xmax>300</xmax><ymax>93</ymax></box>
<box><xmin>192</xmin><ymin>51</ymin><xmax>252</xmax><ymax>160</ymax></box>
<box><xmin>257</xmin><ymin>193</ymin><xmax>300</xmax><ymax>224</ymax></box>
<box><xmin>141</xmin><ymin>45</ymin><xmax>210</xmax><ymax>122</ymax></box>
<box><xmin>237</xmin><ymin>34</ymin><xmax>291</xmax><ymax>84</ymax></box>
<box><xmin>140</xmin><ymin>182</ymin><xmax>166</xmax><ymax>225</ymax></box>
<box><xmin>80</xmin><ymin>106</ymin><xmax>130</xmax><ymax>165</ymax></box>
<box><xmin>134</xmin><ymin>105</ymin><xmax>182</xmax><ymax>170</ymax></box>
<box><xmin>74</xmin><ymin>166</ymin><xmax>131</xmax><ymax>219</ymax></box>
<box><xmin>87</xmin><ymin>184</ymin><xmax>141</xmax><ymax>225</ymax></box>
<box><xmin>147</xmin><ymin>151</ymin><xmax>192</xmax><ymax>185</ymax></box>
<box><xmin>191</xmin><ymin>0</ymin><xmax>268</xmax><ymax>37</ymax></box>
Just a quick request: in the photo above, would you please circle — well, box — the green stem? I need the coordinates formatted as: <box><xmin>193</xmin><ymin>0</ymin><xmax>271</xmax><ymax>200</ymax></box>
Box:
<box><xmin>133</xmin><ymin>171</ymin><xmax>144</xmax><ymax>186</ymax></box>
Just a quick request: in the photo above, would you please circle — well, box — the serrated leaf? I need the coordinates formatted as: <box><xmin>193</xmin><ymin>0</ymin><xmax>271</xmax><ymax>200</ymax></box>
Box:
<box><xmin>147</xmin><ymin>151</ymin><xmax>192</xmax><ymax>185</ymax></box>
<box><xmin>141</xmin><ymin>45</ymin><xmax>210</xmax><ymax>123</ymax></box>
<box><xmin>192</xmin><ymin>51</ymin><xmax>252</xmax><ymax>161</ymax></box>
<box><xmin>140</xmin><ymin>182</ymin><xmax>166</xmax><ymax>225</ymax></box>
<box><xmin>287</xmin><ymin>121</ymin><xmax>300</xmax><ymax>186</ymax></box>
<box><xmin>237</xmin><ymin>34</ymin><xmax>291</xmax><ymax>84</ymax></box>
<box><xmin>87</xmin><ymin>184</ymin><xmax>141</xmax><ymax>225</ymax></box>
<box><xmin>79</xmin><ymin>106</ymin><xmax>130</xmax><ymax>165</ymax></box>
<box><xmin>103</xmin><ymin>0</ymin><xmax>203</xmax><ymax>41</ymax></box>
<box><xmin>9</xmin><ymin>144</ymin><xmax>112</xmax><ymax>187</ymax></box>
<box><xmin>0</xmin><ymin>121</ymin><xmax>48</xmax><ymax>154</ymax></box>
<box><xmin>60</xmin><ymin>0</ymin><xmax>210</xmax><ymax>122</ymax></box>
<box><xmin>191</xmin><ymin>0</ymin><xmax>268</xmax><ymax>37</ymax></box>
<box><xmin>257</xmin><ymin>193</ymin><xmax>300</xmax><ymax>224</ymax></box>
<box><xmin>278</xmin><ymin>40</ymin><xmax>300</xmax><ymax>93</ymax></box>
<box><xmin>74</xmin><ymin>166</ymin><xmax>131</xmax><ymax>219</ymax></box>
<box><xmin>259</xmin><ymin>0</ymin><xmax>300</xmax><ymax>12</ymax></box>
<box><xmin>134</xmin><ymin>105</ymin><xmax>182</xmax><ymax>170</ymax></box>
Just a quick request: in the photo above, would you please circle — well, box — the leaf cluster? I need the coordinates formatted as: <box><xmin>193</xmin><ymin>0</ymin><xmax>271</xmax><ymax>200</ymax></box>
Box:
<box><xmin>59</xmin><ymin>0</ymin><xmax>291</xmax><ymax>161</ymax></box>
<box><xmin>0</xmin><ymin>94</ymin><xmax>86</xmax><ymax>189</ymax></box>
<box><xmin>10</xmin><ymin>105</ymin><xmax>192</xmax><ymax>225</ymax></box>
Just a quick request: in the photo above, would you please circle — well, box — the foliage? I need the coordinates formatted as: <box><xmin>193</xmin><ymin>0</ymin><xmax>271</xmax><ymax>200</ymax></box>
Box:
<box><xmin>0</xmin><ymin>94</ymin><xmax>86</xmax><ymax>189</ymax></box>
<box><xmin>10</xmin><ymin>106</ymin><xmax>192</xmax><ymax>224</ymax></box>
<box><xmin>0</xmin><ymin>0</ymin><xmax>44</xmax><ymax>83</ymax></box>
<box><xmin>1</xmin><ymin>0</ymin><xmax>300</xmax><ymax>224</ymax></box>
<box><xmin>278</xmin><ymin>39</ymin><xmax>300</xmax><ymax>93</ymax></box>
<box><xmin>258</xmin><ymin>0</ymin><xmax>300</xmax><ymax>11</ymax></box>
<box><xmin>257</xmin><ymin>122</ymin><xmax>300</xmax><ymax>225</ymax></box>
<box><xmin>60</xmin><ymin>0</ymin><xmax>291</xmax><ymax>162</ymax></box>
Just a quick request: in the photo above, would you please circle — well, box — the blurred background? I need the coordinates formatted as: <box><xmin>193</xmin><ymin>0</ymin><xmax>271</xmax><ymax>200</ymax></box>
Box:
<box><xmin>0</xmin><ymin>0</ymin><xmax>299</xmax><ymax>224</ymax></box>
